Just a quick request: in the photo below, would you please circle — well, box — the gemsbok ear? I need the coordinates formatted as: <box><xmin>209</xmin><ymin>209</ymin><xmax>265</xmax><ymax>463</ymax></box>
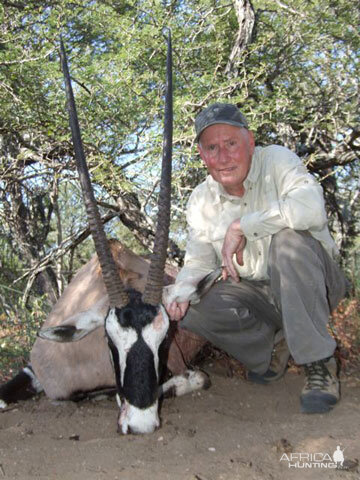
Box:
<box><xmin>38</xmin><ymin>297</ymin><xmax>108</xmax><ymax>343</ymax></box>
<box><xmin>163</xmin><ymin>267</ymin><xmax>223</xmax><ymax>306</ymax></box>
<box><xmin>38</xmin><ymin>324</ymin><xmax>92</xmax><ymax>342</ymax></box>
<box><xmin>192</xmin><ymin>267</ymin><xmax>223</xmax><ymax>301</ymax></box>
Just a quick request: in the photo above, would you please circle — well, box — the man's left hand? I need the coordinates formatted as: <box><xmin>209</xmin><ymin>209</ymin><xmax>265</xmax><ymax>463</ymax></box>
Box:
<box><xmin>221</xmin><ymin>219</ymin><xmax>246</xmax><ymax>282</ymax></box>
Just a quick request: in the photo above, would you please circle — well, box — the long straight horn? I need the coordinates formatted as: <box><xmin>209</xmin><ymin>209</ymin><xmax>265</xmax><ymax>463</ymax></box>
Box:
<box><xmin>142</xmin><ymin>32</ymin><xmax>173</xmax><ymax>306</ymax></box>
<box><xmin>60</xmin><ymin>38</ymin><xmax>129</xmax><ymax>308</ymax></box>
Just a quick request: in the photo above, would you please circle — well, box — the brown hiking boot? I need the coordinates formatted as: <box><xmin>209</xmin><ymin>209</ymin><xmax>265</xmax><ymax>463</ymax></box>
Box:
<box><xmin>247</xmin><ymin>333</ymin><xmax>290</xmax><ymax>384</ymax></box>
<box><xmin>300</xmin><ymin>356</ymin><xmax>340</xmax><ymax>414</ymax></box>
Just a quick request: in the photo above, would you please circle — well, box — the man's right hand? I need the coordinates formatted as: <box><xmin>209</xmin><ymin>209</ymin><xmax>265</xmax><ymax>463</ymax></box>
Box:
<box><xmin>221</xmin><ymin>218</ymin><xmax>246</xmax><ymax>282</ymax></box>
<box><xmin>166</xmin><ymin>301</ymin><xmax>190</xmax><ymax>322</ymax></box>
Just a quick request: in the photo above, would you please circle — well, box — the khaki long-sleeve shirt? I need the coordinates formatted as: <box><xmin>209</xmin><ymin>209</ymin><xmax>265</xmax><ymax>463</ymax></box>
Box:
<box><xmin>165</xmin><ymin>145</ymin><xmax>338</xmax><ymax>304</ymax></box>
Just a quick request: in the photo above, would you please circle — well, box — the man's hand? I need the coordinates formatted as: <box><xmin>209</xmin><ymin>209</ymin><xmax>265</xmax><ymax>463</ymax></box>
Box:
<box><xmin>221</xmin><ymin>218</ymin><xmax>246</xmax><ymax>282</ymax></box>
<box><xmin>166</xmin><ymin>301</ymin><xmax>190</xmax><ymax>322</ymax></box>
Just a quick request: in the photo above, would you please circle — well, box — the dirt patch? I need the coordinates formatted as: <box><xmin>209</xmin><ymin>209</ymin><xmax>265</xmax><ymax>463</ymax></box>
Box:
<box><xmin>0</xmin><ymin>362</ymin><xmax>359</xmax><ymax>480</ymax></box>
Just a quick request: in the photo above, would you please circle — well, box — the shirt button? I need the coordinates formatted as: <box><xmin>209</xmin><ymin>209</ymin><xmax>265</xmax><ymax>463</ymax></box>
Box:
<box><xmin>254</xmin><ymin>232</ymin><xmax>258</xmax><ymax>237</ymax></box>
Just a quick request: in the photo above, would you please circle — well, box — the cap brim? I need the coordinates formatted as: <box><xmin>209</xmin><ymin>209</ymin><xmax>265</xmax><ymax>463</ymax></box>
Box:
<box><xmin>196</xmin><ymin>120</ymin><xmax>248</xmax><ymax>142</ymax></box>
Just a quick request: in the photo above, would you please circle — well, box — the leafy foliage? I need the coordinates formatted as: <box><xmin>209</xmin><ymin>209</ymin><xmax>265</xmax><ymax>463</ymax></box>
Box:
<box><xmin>0</xmin><ymin>0</ymin><xmax>358</xmax><ymax>370</ymax></box>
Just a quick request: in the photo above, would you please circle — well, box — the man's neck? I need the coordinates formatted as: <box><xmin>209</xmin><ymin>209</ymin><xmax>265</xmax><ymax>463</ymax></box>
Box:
<box><xmin>223</xmin><ymin>184</ymin><xmax>246</xmax><ymax>197</ymax></box>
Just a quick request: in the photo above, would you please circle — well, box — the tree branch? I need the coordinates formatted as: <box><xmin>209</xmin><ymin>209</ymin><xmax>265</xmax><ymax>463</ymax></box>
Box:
<box><xmin>13</xmin><ymin>210</ymin><xmax>117</xmax><ymax>287</ymax></box>
<box><xmin>0</xmin><ymin>49</ymin><xmax>54</xmax><ymax>66</ymax></box>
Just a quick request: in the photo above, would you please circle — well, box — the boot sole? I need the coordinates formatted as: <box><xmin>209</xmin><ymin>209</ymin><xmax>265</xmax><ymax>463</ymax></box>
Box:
<box><xmin>300</xmin><ymin>391</ymin><xmax>339</xmax><ymax>414</ymax></box>
<box><xmin>247</xmin><ymin>366</ymin><xmax>288</xmax><ymax>384</ymax></box>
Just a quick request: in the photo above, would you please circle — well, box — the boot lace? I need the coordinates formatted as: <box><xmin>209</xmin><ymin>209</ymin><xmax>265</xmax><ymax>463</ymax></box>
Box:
<box><xmin>304</xmin><ymin>360</ymin><xmax>331</xmax><ymax>390</ymax></box>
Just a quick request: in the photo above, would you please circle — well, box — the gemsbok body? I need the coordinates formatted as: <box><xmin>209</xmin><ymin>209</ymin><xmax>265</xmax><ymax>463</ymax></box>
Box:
<box><xmin>0</xmin><ymin>34</ymin><xmax>218</xmax><ymax>434</ymax></box>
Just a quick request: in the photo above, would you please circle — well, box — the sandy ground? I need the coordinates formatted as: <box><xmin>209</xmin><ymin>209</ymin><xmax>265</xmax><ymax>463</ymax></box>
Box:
<box><xmin>0</xmin><ymin>361</ymin><xmax>359</xmax><ymax>480</ymax></box>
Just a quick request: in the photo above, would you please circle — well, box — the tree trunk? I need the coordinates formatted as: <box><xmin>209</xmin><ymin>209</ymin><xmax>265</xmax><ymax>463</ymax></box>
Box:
<box><xmin>225</xmin><ymin>0</ymin><xmax>256</xmax><ymax>75</ymax></box>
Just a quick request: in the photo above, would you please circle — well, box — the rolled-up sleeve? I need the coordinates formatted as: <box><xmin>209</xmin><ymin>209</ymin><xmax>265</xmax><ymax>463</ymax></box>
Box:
<box><xmin>240</xmin><ymin>148</ymin><xmax>328</xmax><ymax>241</ymax></box>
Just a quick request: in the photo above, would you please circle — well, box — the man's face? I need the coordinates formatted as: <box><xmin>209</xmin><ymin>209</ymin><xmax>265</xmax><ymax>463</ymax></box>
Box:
<box><xmin>198</xmin><ymin>124</ymin><xmax>255</xmax><ymax>196</ymax></box>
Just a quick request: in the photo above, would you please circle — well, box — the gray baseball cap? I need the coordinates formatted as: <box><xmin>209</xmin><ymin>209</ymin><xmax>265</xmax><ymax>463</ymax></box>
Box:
<box><xmin>195</xmin><ymin>103</ymin><xmax>249</xmax><ymax>142</ymax></box>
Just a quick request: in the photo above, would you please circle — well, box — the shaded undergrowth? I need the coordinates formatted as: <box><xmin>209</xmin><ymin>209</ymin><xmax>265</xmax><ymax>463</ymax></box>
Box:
<box><xmin>0</xmin><ymin>298</ymin><xmax>359</xmax><ymax>384</ymax></box>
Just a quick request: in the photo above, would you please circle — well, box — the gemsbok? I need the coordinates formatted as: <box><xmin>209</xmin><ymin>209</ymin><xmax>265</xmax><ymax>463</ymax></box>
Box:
<box><xmin>0</xmin><ymin>34</ymin><xmax>219</xmax><ymax>434</ymax></box>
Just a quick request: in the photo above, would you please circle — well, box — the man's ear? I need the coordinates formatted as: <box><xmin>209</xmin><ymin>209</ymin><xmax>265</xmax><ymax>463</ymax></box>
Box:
<box><xmin>197</xmin><ymin>142</ymin><xmax>204</xmax><ymax>160</ymax></box>
<box><xmin>38</xmin><ymin>301</ymin><xmax>107</xmax><ymax>343</ymax></box>
<box><xmin>197</xmin><ymin>143</ymin><xmax>210</xmax><ymax>169</ymax></box>
<box><xmin>247</xmin><ymin>129</ymin><xmax>255</xmax><ymax>152</ymax></box>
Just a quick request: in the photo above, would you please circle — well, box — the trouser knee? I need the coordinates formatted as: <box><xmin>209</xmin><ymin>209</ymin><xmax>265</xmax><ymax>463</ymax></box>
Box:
<box><xmin>270</xmin><ymin>228</ymin><xmax>310</xmax><ymax>256</ymax></box>
<box><xmin>268</xmin><ymin>229</ymin><xmax>323</xmax><ymax>279</ymax></box>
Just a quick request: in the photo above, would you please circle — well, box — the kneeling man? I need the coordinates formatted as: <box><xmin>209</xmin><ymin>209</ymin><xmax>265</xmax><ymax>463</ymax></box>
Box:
<box><xmin>165</xmin><ymin>103</ymin><xmax>347</xmax><ymax>414</ymax></box>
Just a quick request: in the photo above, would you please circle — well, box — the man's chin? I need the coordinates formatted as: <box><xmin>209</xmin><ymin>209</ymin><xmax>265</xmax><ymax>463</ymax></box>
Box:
<box><xmin>218</xmin><ymin>178</ymin><xmax>245</xmax><ymax>196</ymax></box>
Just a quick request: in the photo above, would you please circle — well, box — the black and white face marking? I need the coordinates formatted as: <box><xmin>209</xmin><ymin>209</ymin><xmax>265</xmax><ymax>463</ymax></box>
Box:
<box><xmin>105</xmin><ymin>290</ymin><xmax>169</xmax><ymax>434</ymax></box>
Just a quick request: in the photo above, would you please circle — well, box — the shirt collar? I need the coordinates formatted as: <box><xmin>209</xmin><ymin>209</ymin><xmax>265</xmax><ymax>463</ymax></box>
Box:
<box><xmin>205</xmin><ymin>146</ymin><xmax>262</xmax><ymax>203</ymax></box>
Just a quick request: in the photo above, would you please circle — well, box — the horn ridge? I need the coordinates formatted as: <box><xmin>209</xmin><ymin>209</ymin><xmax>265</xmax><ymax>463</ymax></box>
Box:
<box><xmin>142</xmin><ymin>31</ymin><xmax>173</xmax><ymax>306</ymax></box>
<box><xmin>60</xmin><ymin>38</ymin><xmax>129</xmax><ymax>308</ymax></box>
